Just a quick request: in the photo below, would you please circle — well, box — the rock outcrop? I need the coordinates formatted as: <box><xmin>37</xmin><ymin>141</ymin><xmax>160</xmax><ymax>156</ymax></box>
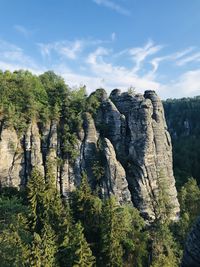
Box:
<box><xmin>182</xmin><ymin>216</ymin><xmax>200</xmax><ymax>267</ymax></box>
<box><xmin>0</xmin><ymin>89</ymin><xmax>180</xmax><ymax>221</ymax></box>
<box><xmin>97</xmin><ymin>90</ymin><xmax>179</xmax><ymax>221</ymax></box>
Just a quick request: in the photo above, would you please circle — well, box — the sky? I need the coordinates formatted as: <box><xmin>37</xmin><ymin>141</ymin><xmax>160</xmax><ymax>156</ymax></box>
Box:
<box><xmin>0</xmin><ymin>0</ymin><xmax>200</xmax><ymax>99</ymax></box>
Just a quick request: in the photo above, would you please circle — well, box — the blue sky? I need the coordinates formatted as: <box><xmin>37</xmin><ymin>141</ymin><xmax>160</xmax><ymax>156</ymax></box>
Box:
<box><xmin>0</xmin><ymin>0</ymin><xmax>200</xmax><ymax>98</ymax></box>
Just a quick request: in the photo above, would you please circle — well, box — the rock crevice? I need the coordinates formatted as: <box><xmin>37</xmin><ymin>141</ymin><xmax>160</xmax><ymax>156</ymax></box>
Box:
<box><xmin>0</xmin><ymin>89</ymin><xmax>179</xmax><ymax>221</ymax></box>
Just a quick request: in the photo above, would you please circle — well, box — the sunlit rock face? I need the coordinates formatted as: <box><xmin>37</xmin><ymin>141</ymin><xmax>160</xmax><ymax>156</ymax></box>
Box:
<box><xmin>97</xmin><ymin>89</ymin><xmax>179</xmax><ymax>221</ymax></box>
<box><xmin>0</xmin><ymin>89</ymin><xmax>179</xmax><ymax>222</ymax></box>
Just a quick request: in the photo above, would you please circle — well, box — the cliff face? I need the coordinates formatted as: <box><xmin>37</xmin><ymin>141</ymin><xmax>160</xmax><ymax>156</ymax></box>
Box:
<box><xmin>0</xmin><ymin>89</ymin><xmax>179</xmax><ymax>221</ymax></box>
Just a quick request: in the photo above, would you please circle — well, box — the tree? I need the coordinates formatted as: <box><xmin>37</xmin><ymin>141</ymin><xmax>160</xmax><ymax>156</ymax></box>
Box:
<box><xmin>149</xmin><ymin>171</ymin><xmax>180</xmax><ymax>267</ymax></box>
<box><xmin>0</xmin><ymin>222</ymin><xmax>30</xmax><ymax>267</ymax></box>
<box><xmin>120</xmin><ymin>205</ymin><xmax>149</xmax><ymax>267</ymax></box>
<box><xmin>150</xmin><ymin>222</ymin><xmax>179</xmax><ymax>267</ymax></box>
<box><xmin>40</xmin><ymin>223</ymin><xmax>57</xmax><ymax>267</ymax></box>
<box><xmin>173</xmin><ymin>178</ymin><xmax>200</xmax><ymax>246</ymax></box>
<box><xmin>99</xmin><ymin>197</ymin><xmax>123</xmax><ymax>267</ymax></box>
<box><xmin>71</xmin><ymin>222</ymin><xmax>95</xmax><ymax>267</ymax></box>
<box><xmin>29</xmin><ymin>232</ymin><xmax>43</xmax><ymax>267</ymax></box>
<box><xmin>27</xmin><ymin>168</ymin><xmax>46</xmax><ymax>232</ymax></box>
<box><xmin>156</xmin><ymin>170</ymin><xmax>174</xmax><ymax>223</ymax></box>
<box><xmin>127</xmin><ymin>86</ymin><xmax>136</xmax><ymax>95</ymax></box>
<box><xmin>70</xmin><ymin>172</ymin><xmax>102</xmax><ymax>255</ymax></box>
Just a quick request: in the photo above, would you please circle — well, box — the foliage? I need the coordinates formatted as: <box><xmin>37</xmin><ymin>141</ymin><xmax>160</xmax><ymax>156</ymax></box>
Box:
<box><xmin>0</xmin><ymin>70</ymin><xmax>49</xmax><ymax>133</ymax></box>
<box><xmin>173</xmin><ymin>178</ymin><xmax>200</xmax><ymax>246</ymax></box>
<box><xmin>27</xmin><ymin>168</ymin><xmax>46</xmax><ymax>232</ymax></box>
<box><xmin>99</xmin><ymin>197</ymin><xmax>123</xmax><ymax>266</ymax></box>
<box><xmin>1</xmin><ymin>70</ymin><xmax>200</xmax><ymax>266</ymax></box>
<box><xmin>0</xmin><ymin>70</ymin><xmax>87</xmax><ymax>163</ymax></box>
<box><xmin>150</xmin><ymin>221</ymin><xmax>180</xmax><ymax>267</ymax></box>
<box><xmin>70</xmin><ymin>222</ymin><xmax>95</xmax><ymax>267</ymax></box>
<box><xmin>86</xmin><ymin>88</ymin><xmax>106</xmax><ymax>118</ymax></box>
<box><xmin>164</xmin><ymin>97</ymin><xmax>200</xmax><ymax>187</ymax></box>
<box><xmin>70</xmin><ymin>172</ymin><xmax>102</xmax><ymax>256</ymax></box>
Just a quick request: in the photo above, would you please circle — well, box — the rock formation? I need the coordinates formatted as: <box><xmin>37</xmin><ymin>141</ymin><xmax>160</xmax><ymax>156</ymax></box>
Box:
<box><xmin>0</xmin><ymin>89</ymin><xmax>180</xmax><ymax>222</ymax></box>
<box><xmin>182</xmin><ymin>216</ymin><xmax>200</xmax><ymax>267</ymax></box>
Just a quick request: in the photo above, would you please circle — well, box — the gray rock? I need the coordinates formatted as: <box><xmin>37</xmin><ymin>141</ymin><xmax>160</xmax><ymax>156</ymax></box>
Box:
<box><xmin>0</xmin><ymin>89</ymin><xmax>180</xmax><ymax>222</ymax></box>
<box><xmin>101</xmin><ymin>138</ymin><xmax>131</xmax><ymax>204</ymax></box>
<box><xmin>97</xmin><ymin>89</ymin><xmax>179</xmax><ymax>221</ymax></box>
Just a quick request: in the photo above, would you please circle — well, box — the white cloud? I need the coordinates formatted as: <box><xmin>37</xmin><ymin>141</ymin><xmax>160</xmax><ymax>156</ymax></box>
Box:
<box><xmin>111</xmin><ymin>32</ymin><xmax>116</xmax><ymax>41</ymax></box>
<box><xmin>38</xmin><ymin>37</ymin><xmax>114</xmax><ymax>60</ymax></box>
<box><xmin>176</xmin><ymin>52</ymin><xmax>200</xmax><ymax>66</ymax></box>
<box><xmin>14</xmin><ymin>25</ymin><xmax>31</xmax><ymax>37</ymax></box>
<box><xmin>129</xmin><ymin>40</ymin><xmax>163</xmax><ymax>73</ymax></box>
<box><xmin>150</xmin><ymin>47</ymin><xmax>195</xmax><ymax>75</ymax></box>
<box><xmin>87</xmin><ymin>46</ymin><xmax>110</xmax><ymax>65</ymax></box>
<box><xmin>0</xmin><ymin>40</ymin><xmax>44</xmax><ymax>73</ymax></box>
<box><xmin>159</xmin><ymin>69</ymin><xmax>200</xmax><ymax>99</ymax></box>
<box><xmin>85</xmin><ymin>46</ymin><xmax>160</xmax><ymax>93</ymax></box>
<box><xmin>1</xmin><ymin>37</ymin><xmax>200</xmax><ymax>99</ymax></box>
<box><xmin>92</xmin><ymin>0</ymin><xmax>130</xmax><ymax>15</ymax></box>
<box><xmin>114</xmin><ymin>40</ymin><xmax>163</xmax><ymax>74</ymax></box>
<box><xmin>38</xmin><ymin>40</ymin><xmax>83</xmax><ymax>59</ymax></box>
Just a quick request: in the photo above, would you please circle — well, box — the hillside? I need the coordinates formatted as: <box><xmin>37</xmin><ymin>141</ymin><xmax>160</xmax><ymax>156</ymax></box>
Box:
<box><xmin>0</xmin><ymin>70</ymin><xmax>200</xmax><ymax>267</ymax></box>
<box><xmin>164</xmin><ymin>97</ymin><xmax>200</xmax><ymax>187</ymax></box>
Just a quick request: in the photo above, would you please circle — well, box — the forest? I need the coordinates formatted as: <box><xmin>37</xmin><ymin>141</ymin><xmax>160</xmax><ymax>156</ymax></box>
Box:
<box><xmin>0</xmin><ymin>70</ymin><xmax>200</xmax><ymax>266</ymax></box>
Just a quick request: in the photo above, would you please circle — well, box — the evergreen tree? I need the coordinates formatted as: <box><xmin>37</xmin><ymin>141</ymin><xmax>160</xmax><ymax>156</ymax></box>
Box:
<box><xmin>0</xmin><ymin>224</ymin><xmax>30</xmax><ymax>267</ymax></box>
<box><xmin>173</xmin><ymin>178</ymin><xmax>200</xmax><ymax>247</ymax></box>
<box><xmin>27</xmin><ymin>168</ymin><xmax>46</xmax><ymax>232</ymax></box>
<box><xmin>40</xmin><ymin>223</ymin><xmax>57</xmax><ymax>267</ymax></box>
<box><xmin>99</xmin><ymin>197</ymin><xmax>123</xmax><ymax>267</ymax></box>
<box><xmin>149</xmin><ymin>171</ymin><xmax>180</xmax><ymax>267</ymax></box>
<box><xmin>150</xmin><ymin>220</ymin><xmax>180</xmax><ymax>267</ymax></box>
<box><xmin>120</xmin><ymin>205</ymin><xmax>149</xmax><ymax>267</ymax></box>
<box><xmin>70</xmin><ymin>171</ymin><xmax>102</xmax><ymax>253</ymax></box>
<box><xmin>71</xmin><ymin>222</ymin><xmax>95</xmax><ymax>267</ymax></box>
<box><xmin>29</xmin><ymin>232</ymin><xmax>43</xmax><ymax>267</ymax></box>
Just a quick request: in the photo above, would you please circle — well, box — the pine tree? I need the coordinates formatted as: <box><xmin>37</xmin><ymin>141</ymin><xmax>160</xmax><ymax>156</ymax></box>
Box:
<box><xmin>150</xmin><ymin>222</ymin><xmax>179</xmax><ymax>267</ymax></box>
<box><xmin>70</xmin><ymin>171</ymin><xmax>102</xmax><ymax>254</ymax></box>
<box><xmin>100</xmin><ymin>197</ymin><xmax>123</xmax><ymax>267</ymax></box>
<box><xmin>150</xmin><ymin>171</ymin><xmax>180</xmax><ymax>267</ymax></box>
<box><xmin>29</xmin><ymin>232</ymin><xmax>43</xmax><ymax>267</ymax></box>
<box><xmin>72</xmin><ymin>222</ymin><xmax>95</xmax><ymax>267</ymax></box>
<box><xmin>45</xmin><ymin>159</ymin><xmax>65</xmax><ymax>229</ymax></box>
<box><xmin>40</xmin><ymin>223</ymin><xmax>57</xmax><ymax>267</ymax></box>
<box><xmin>0</xmin><ymin>225</ymin><xmax>30</xmax><ymax>267</ymax></box>
<box><xmin>27</xmin><ymin>168</ymin><xmax>46</xmax><ymax>232</ymax></box>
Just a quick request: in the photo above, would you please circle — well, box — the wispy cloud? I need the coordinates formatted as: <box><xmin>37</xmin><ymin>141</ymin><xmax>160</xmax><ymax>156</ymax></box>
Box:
<box><xmin>1</xmin><ymin>37</ymin><xmax>200</xmax><ymax>99</ymax></box>
<box><xmin>14</xmin><ymin>25</ymin><xmax>31</xmax><ymax>37</ymax></box>
<box><xmin>85</xmin><ymin>46</ymin><xmax>159</xmax><ymax>91</ymax></box>
<box><xmin>38</xmin><ymin>36</ymin><xmax>116</xmax><ymax>60</ymax></box>
<box><xmin>92</xmin><ymin>0</ymin><xmax>130</xmax><ymax>15</ymax></box>
<box><xmin>111</xmin><ymin>32</ymin><xmax>116</xmax><ymax>41</ymax></box>
<box><xmin>129</xmin><ymin>40</ymin><xmax>163</xmax><ymax>73</ymax></box>
<box><xmin>0</xmin><ymin>39</ymin><xmax>44</xmax><ymax>73</ymax></box>
<box><xmin>176</xmin><ymin>52</ymin><xmax>200</xmax><ymax>66</ymax></box>
<box><xmin>38</xmin><ymin>40</ymin><xmax>83</xmax><ymax>59</ymax></box>
<box><xmin>150</xmin><ymin>47</ymin><xmax>195</xmax><ymax>74</ymax></box>
<box><xmin>160</xmin><ymin>69</ymin><xmax>200</xmax><ymax>99</ymax></box>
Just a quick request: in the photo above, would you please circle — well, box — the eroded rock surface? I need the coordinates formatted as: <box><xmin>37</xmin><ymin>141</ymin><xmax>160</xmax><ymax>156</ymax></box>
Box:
<box><xmin>0</xmin><ymin>89</ymin><xmax>179</xmax><ymax>221</ymax></box>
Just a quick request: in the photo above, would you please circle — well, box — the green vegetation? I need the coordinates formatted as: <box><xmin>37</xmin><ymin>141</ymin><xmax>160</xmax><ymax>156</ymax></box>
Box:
<box><xmin>0</xmin><ymin>167</ymin><xmax>150</xmax><ymax>267</ymax></box>
<box><xmin>164</xmin><ymin>97</ymin><xmax>200</xmax><ymax>187</ymax></box>
<box><xmin>0</xmin><ymin>70</ymin><xmax>200</xmax><ymax>266</ymax></box>
<box><xmin>2</xmin><ymin>167</ymin><xmax>198</xmax><ymax>266</ymax></box>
